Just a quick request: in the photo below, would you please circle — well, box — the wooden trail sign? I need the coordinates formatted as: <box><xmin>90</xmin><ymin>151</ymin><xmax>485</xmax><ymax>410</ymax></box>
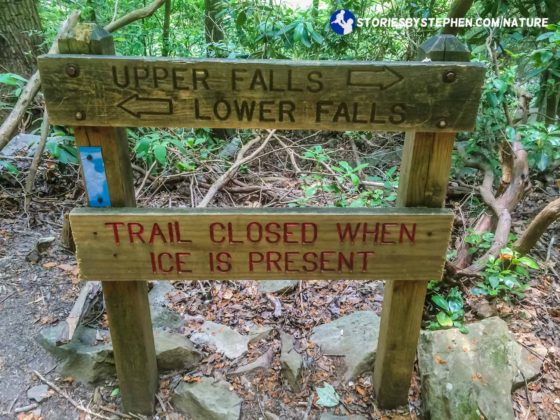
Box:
<box><xmin>70</xmin><ymin>207</ymin><xmax>453</xmax><ymax>282</ymax></box>
<box><xmin>38</xmin><ymin>55</ymin><xmax>484</xmax><ymax>132</ymax></box>
<box><xmin>41</xmin><ymin>23</ymin><xmax>486</xmax><ymax>415</ymax></box>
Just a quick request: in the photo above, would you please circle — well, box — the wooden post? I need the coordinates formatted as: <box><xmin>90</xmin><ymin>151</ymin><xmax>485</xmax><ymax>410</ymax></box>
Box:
<box><xmin>373</xmin><ymin>35</ymin><xmax>470</xmax><ymax>408</ymax></box>
<box><xmin>58</xmin><ymin>24</ymin><xmax>158</xmax><ymax>415</ymax></box>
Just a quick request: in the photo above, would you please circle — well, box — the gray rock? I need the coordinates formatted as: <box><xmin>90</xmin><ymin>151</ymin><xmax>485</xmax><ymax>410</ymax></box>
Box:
<box><xmin>172</xmin><ymin>377</ymin><xmax>241</xmax><ymax>420</ymax></box>
<box><xmin>310</xmin><ymin>311</ymin><xmax>380</xmax><ymax>380</ymax></box>
<box><xmin>190</xmin><ymin>321</ymin><xmax>249</xmax><ymax>359</ymax></box>
<box><xmin>234</xmin><ymin>348</ymin><xmax>273</xmax><ymax>375</ymax></box>
<box><xmin>39</xmin><ymin>324</ymin><xmax>203</xmax><ymax>384</ymax></box>
<box><xmin>149</xmin><ymin>281</ymin><xmax>183</xmax><ymax>330</ymax></box>
<box><xmin>280</xmin><ymin>332</ymin><xmax>303</xmax><ymax>392</ymax></box>
<box><xmin>154</xmin><ymin>330</ymin><xmax>202</xmax><ymax>371</ymax></box>
<box><xmin>3</xmin><ymin>133</ymin><xmax>39</xmax><ymax>156</ymax></box>
<box><xmin>149</xmin><ymin>281</ymin><xmax>175</xmax><ymax>306</ymax></box>
<box><xmin>320</xmin><ymin>415</ymin><xmax>367</xmax><ymax>420</ymax></box>
<box><xmin>248</xmin><ymin>325</ymin><xmax>274</xmax><ymax>344</ymax></box>
<box><xmin>258</xmin><ymin>280</ymin><xmax>298</xmax><ymax>294</ymax></box>
<box><xmin>36</xmin><ymin>237</ymin><xmax>56</xmax><ymax>253</ymax></box>
<box><xmin>418</xmin><ymin>317</ymin><xmax>543</xmax><ymax>420</ymax></box>
<box><xmin>27</xmin><ymin>385</ymin><xmax>50</xmax><ymax>403</ymax></box>
<box><xmin>265</xmin><ymin>412</ymin><xmax>280</xmax><ymax>420</ymax></box>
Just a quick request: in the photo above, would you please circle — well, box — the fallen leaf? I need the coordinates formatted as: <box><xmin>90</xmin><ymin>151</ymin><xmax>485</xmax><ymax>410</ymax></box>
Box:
<box><xmin>316</xmin><ymin>382</ymin><xmax>340</xmax><ymax>408</ymax></box>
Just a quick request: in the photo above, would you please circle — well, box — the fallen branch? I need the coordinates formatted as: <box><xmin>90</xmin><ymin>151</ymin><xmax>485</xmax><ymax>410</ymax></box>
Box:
<box><xmin>0</xmin><ymin>0</ymin><xmax>166</xmax><ymax>153</ymax></box>
<box><xmin>514</xmin><ymin>197</ymin><xmax>560</xmax><ymax>255</ymax></box>
<box><xmin>197</xmin><ymin>130</ymin><xmax>274</xmax><ymax>207</ymax></box>
<box><xmin>32</xmin><ymin>370</ymin><xmax>112</xmax><ymax>420</ymax></box>
<box><xmin>24</xmin><ymin>110</ymin><xmax>50</xmax><ymax>207</ymax></box>
<box><xmin>104</xmin><ymin>0</ymin><xmax>165</xmax><ymax>32</ymax></box>
<box><xmin>0</xmin><ymin>11</ymin><xmax>80</xmax><ymax>151</ymax></box>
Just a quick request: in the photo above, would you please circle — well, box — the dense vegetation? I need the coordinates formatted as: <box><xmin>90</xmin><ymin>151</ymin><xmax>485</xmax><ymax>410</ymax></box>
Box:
<box><xmin>1</xmin><ymin>0</ymin><xmax>559</xmax><ymax>333</ymax></box>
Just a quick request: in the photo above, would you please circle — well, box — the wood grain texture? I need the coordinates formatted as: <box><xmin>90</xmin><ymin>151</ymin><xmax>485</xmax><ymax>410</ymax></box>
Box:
<box><xmin>59</xmin><ymin>23</ymin><xmax>158</xmax><ymax>416</ymax></box>
<box><xmin>373</xmin><ymin>132</ymin><xmax>455</xmax><ymax>408</ymax></box>
<box><xmin>38</xmin><ymin>55</ymin><xmax>485</xmax><ymax>132</ymax></box>
<box><xmin>69</xmin><ymin>207</ymin><xmax>453</xmax><ymax>282</ymax></box>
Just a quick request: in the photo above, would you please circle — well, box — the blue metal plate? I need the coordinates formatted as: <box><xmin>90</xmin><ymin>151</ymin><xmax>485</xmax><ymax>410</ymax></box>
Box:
<box><xmin>79</xmin><ymin>146</ymin><xmax>111</xmax><ymax>207</ymax></box>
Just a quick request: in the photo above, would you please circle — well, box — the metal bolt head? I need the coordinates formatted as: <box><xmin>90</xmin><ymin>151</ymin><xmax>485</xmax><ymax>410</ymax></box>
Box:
<box><xmin>437</xmin><ymin>118</ymin><xmax>448</xmax><ymax>128</ymax></box>
<box><xmin>66</xmin><ymin>64</ymin><xmax>80</xmax><ymax>77</ymax></box>
<box><xmin>443</xmin><ymin>71</ymin><xmax>456</xmax><ymax>83</ymax></box>
<box><xmin>75</xmin><ymin>111</ymin><xmax>85</xmax><ymax>120</ymax></box>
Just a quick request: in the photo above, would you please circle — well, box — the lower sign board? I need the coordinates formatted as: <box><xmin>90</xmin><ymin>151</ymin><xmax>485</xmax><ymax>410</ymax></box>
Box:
<box><xmin>70</xmin><ymin>207</ymin><xmax>453</xmax><ymax>281</ymax></box>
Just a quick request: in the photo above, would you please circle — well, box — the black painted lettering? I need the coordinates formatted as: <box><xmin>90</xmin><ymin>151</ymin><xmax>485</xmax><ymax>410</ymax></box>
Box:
<box><xmin>333</xmin><ymin>102</ymin><xmax>351</xmax><ymax>123</ymax></box>
<box><xmin>369</xmin><ymin>103</ymin><xmax>385</xmax><ymax>123</ymax></box>
<box><xmin>214</xmin><ymin>100</ymin><xmax>231</xmax><ymax>120</ymax></box>
<box><xmin>172</xmin><ymin>68</ymin><xmax>190</xmax><ymax>90</ymax></box>
<box><xmin>193</xmin><ymin>69</ymin><xmax>210</xmax><ymax>90</ymax></box>
<box><xmin>194</xmin><ymin>99</ymin><xmax>211</xmax><ymax>120</ymax></box>
<box><xmin>352</xmin><ymin>103</ymin><xmax>367</xmax><ymax>123</ymax></box>
<box><xmin>259</xmin><ymin>100</ymin><xmax>275</xmax><ymax>122</ymax></box>
<box><xmin>316</xmin><ymin>101</ymin><xmax>332</xmax><ymax>122</ymax></box>
<box><xmin>389</xmin><ymin>104</ymin><xmax>406</xmax><ymax>124</ymax></box>
<box><xmin>231</xmin><ymin>69</ymin><xmax>247</xmax><ymax>90</ymax></box>
<box><xmin>250</xmin><ymin>70</ymin><xmax>267</xmax><ymax>90</ymax></box>
<box><xmin>134</xmin><ymin>66</ymin><xmax>149</xmax><ymax>88</ymax></box>
<box><xmin>287</xmin><ymin>69</ymin><xmax>303</xmax><ymax>92</ymax></box>
<box><xmin>268</xmin><ymin>71</ymin><xmax>284</xmax><ymax>92</ymax></box>
<box><xmin>307</xmin><ymin>71</ymin><xmax>323</xmax><ymax>92</ymax></box>
<box><xmin>233</xmin><ymin>100</ymin><xmax>256</xmax><ymax>121</ymax></box>
<box><xmin>153</xmin><ymin>67</ymin><xmax>168</xmax><ymax>88</ymax></box>
<box><xmin>279</xmin><ymin>101</ymin><xmax>295</xmax><ymax>122</ymax></box>
<box><xmin>112</xmin><ymin>66</ymin><xmax>129</xmax><ymax>88</ymax></box>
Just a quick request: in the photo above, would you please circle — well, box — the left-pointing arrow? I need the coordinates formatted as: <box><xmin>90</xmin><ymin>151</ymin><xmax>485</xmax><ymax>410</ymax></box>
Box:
<box><xmin>116</xmin><ymin>94</ymin><xmax>173</xmax><ymax>118</ymax></box>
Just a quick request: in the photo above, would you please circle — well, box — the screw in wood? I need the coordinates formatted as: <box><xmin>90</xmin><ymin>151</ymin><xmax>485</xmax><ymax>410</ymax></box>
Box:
<box><xmin>86</xmin><ymin>154</ymin><xmax>93</xmax><ymax>161</ymax></box>
<box><xmin>75</xmin><ymin>111</ymin><xmax>85</xmax><ymax>120</ymax></box>
<box><xmin>437</xmin><ymin>118</ymin><xmax>448</xmax><ymax>128</ymax></box>
<box><xmin>443</xmin><ymin>71</ymin><xmax>456</xmax><ymax>83</ymax></box>
<box><xmin>97</xmin><ymin>197</ymin><xmax>103</xmax><ymax>203</ymax></box>
<box><xmin>65</xmin><ymin>64</ymin><xmax>80</xmax><ymax>77</ymax></box>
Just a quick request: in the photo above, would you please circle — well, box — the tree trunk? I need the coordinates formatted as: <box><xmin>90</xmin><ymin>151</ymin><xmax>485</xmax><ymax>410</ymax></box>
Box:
<box><xmin>514</xmin><ymin>198</ymin><xmax>560</xmax><ymax>255</ymax></box>
<box><xmin>0</xmin><ymin>0</ymin><xmax>45</xmax><ymax>76</ymax></box>
<box><xmin>204</xmin><ymin>0</ymin><xmax>224</xmax><ymax>54</ymax></box>
<box><xmin>204</xmin><ymin>0</ymin><xmax>227</xmax><ymax>139</ymax></box>
<box><xmin>162</xmin><ymin>0</ymin><xmax>171</xmax><ymax>56</ymax></box>
<box><xmin>442</xmin><ymin>0</ymin><xmax>474</xmax><ymax>35</ymax></box>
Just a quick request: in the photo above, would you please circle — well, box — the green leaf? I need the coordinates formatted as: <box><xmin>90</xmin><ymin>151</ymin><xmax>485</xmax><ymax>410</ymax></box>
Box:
<box><xmin>316</xmin><ymin>382</ymin><xmax>340</xmax><ymax>407</ymax></box>
<box><xmin>488</xmin><ymin>275</ymin><xmax>500</xmax><ymax>289</ymax></box>
<box><xmin>436</xmin><ymin>311</ymin><xmax>453</xmax><ymax>327</ymax></box>
<box><xmin>111</xmin><ymin>387</ymin><xmax>120</xmax><ymax>397</ymax></box>
<box><xmin>518</xmin><ymin>256</ymin><xmax>539</xmax><ymax>269</ymax></box>
<box><xmin>431</xmin><ymin>294</ymin><xmax>449</xmax><ymax>312</ymax></box>
<box><xmin>153</xmin><ymin>143</ymin><xmax>167</xmax><ymax>165</ymax></box>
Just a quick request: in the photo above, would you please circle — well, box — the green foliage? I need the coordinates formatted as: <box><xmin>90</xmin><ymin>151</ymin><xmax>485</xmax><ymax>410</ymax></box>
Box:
<box><xmin>427</xmin><ymin>282</ymin><xmax>468</xmax><ymax>334</ymax></box>
<box><xmin>519</xmin><ymin>122</ymin><xmax>560</xmax><ymax>172</ymax></box>
<box><xmin>45</xmin><ymin>128</ymin><xmax>78</xmax><ymax>165</ymax></box>
<box><xmin>0</xmin><ymin>73</ymin><xmax>27</xmax><ymax>98</ymax></box>
<box><xmin>529</xmin><ymin>24</ymin><xmax>560</xmax><ymax>79</ymax></box>
<box><xmin>472</xmin><ymin>248</ymin><xmax>538</xmax><ymax>300</ymax></box>
<box><xmin>0</xmin><ymin>160</ymin><xmax>18</xmax><ymax>175</ymax></box>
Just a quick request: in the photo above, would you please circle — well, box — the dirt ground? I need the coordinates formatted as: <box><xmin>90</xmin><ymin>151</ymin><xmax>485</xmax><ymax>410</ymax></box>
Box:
<box><xmin>1</xmin><ymin>132</ymin><xmax>559</xmax><ymax>419</ymax></box>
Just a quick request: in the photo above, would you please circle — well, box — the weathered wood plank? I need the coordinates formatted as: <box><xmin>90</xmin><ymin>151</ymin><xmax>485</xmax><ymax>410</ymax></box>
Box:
<box><xmin>58</xmin><ymin>23</ymin><xmax>158</xmax><ymax>416</ymax></box>
<box><xmin>373</xmin><ymin>131</ymin><xmax>455</xmax><ymax>408</ymax></box>
<box><xmin>69</xmin><ymin>207</ymin><xmax>453</xmax><ymax>282</ymax></box>
<box><xmin>38</xmin><ymin>55</ymin><xmax>485</xmax><ymax>131</ymax></box>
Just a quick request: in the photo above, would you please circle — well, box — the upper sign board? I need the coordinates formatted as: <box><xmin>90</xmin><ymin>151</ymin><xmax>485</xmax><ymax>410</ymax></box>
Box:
<box><xmin>70</xmin><ymin>207</ymin><xmax>453</xmax><ymax>282</ymax></box>
<box><xmin>38</xmin><ymin>55</ymin><xmax>485</xmax><ymax>132</ymax></box>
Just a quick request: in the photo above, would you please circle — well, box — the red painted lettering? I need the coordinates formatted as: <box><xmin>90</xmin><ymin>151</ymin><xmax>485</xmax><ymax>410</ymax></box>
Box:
<box><xmin>210</xmin><ymin>222</ymin><xmax>225</xmax><ymax>243</ymax></box>
<box><xmin>248</xmin><ymin>252</ymin><xmax>264</xmax><ymax>271</ymax></box>
<box><xmin>381</xmin><ymin>223</ymin><xmax>398</xmax><ymax>244</ymax></box>
<box><xmin>399</xmin><ymin>223</ymin><xmax>416</xmax><ymax>244</ymax></box>
<box><xmin>149</xmin><ymin>223</ymin><xmax>166</xmax><ymax>244</ymax></box>
<box><xmin>105</xmin><ymin>222</ymin><xmax>125</xmax><ymax>245</ymax></box>
<box><xmin>127</xmin><ymin>222</ymin><xmax>145</xmax><ymax>243</ymax></box>
<box><xmin>175</xmin><ymin>252</ymin><xmax>192</xmax><ymax>273</ymax></box>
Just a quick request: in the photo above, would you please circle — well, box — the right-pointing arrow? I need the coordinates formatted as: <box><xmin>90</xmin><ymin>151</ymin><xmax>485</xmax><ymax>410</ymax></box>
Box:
<box><xmin>346</xmin><ymin>67</ymin><xmax>404</xmax><ymax>90</ymax></box>
<box><xmin>116</xmin><ymin>94</ymin><xmax>173</xmax><ymax>118</ymax></box>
